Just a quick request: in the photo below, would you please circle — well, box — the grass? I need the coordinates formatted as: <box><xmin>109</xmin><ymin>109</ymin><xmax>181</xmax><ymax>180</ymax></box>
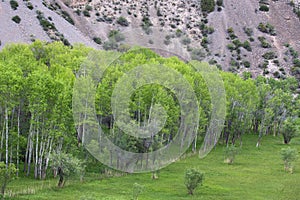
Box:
<box><xmin>7</xmin><ymin>135</ymin><xmax>300</xmax><ymax>199</ymax></box>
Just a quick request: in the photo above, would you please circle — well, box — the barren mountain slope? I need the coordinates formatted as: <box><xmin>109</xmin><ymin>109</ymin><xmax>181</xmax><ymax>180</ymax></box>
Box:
<box><xmin>0</xmin><ymin>0</ymin><xmax>300</xmax><ymax>80</ymax></box>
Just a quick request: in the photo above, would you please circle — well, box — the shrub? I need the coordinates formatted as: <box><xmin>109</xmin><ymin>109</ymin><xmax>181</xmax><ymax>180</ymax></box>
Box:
<box><xmin>132</xmin><ymin>183</ymin><xmax>144</xmax><ymax>200</ymax></box>
<box><xmin>258</xmin><ymin>36</ymin><xmax>271</xmax><ymax>48</ymax></box>
<box><xmin>85</xmin><ymin>5</ymin><xmax>93</xmax><ymax>11</ymax></box>
<box><xmin>262</xmin><ymin>51</ymin><xmax>276</xmax><ymax>60</ymax></box>
<box><xmin>181</xmin><ymin>37</ymin><xmax>191</xmax><ymax>45</ymax></box>
<box><xmin>175</xmin><ymin>29</ymin><xmax>182</xmax><ymax>37</ymax></box>
<box><xmin>293</xmin><ymin>59</ymin><xmax>300</xmax><ymax>68</ymax></box>
<box><xmin>216</xmin><ymin>0</ymin><xmax>223</xmax><ymax>7</ymax></box>
<box><xmin>190</xmin><ymin>48</ymin><xmax>206</xmax><ymax>61</ymax></box>
<box><xmin>83</xmin><ymin>10</ymin><xmax>90</xmax><ymax>17</ymax></box>
<box><xmin>259</xmin><ymin>5</ymin><xmax>269</xmax><ymax>12</ymax></box>
<box><xmin>227</xmin><ymin>27</ymin><xmax>237</xmax><ymax>39</ymax></box>
<box><xmin>184</xmin><ymin>168</ymin><xmax>204</xmax><ymax>195</ymax></box>
<box><xmin>281</xmin><ymin>147</ymin><xmax>298</xmax><ymax>173</ymax></box>
<box><xmin>243</xmin><ymin>27</ymin><xmax>253</xmax><ymax>36</ymax></box>
<box><xmin>243</xmin><ymin>41</ymin><xmax>252</xmax><ymax>51</ymax></box>
<box><xmin>26</xmin><ymin>2</ymin><xmax>34</xmax><ymax>10</ymax></box>
<box><xmin>108</xmin><ymin>30</ymin><xmax>125</xmax><ymax>42</ymax></box>
<box><xmin>141</xmin><ymin>16</ymin><xmax>153</xmax><ymax>33</ymax></box>
<box><xmin>224</xmin><ymin>145</ymin><xmax>238</xmax><ymax>164</ymax></box>
<box><xmin>103</xmin><ymin>40</ymin><xmax>118</xmax><ymax>50</ymax></box>
<box><xmin>116</xmin><ymin>16</ymin><xmax>129</xmax><ymax>26</ymax></box>
<box><xmin>243</xmin><ymin>60</ymin><xmax>251</xmax><ymax>68</ymax></box>
<box><xmin>93</xmin><ymin>37</ymin><xmax>102</xmax><ymax>45</ymax></box>
<box><xmin>258</xmin><ymin>23</ymin><xmax>276</xmax><ymax>35</ymax></box>
<box><xmin>12</xmin><ymin>15</ymin><xmax>21</xmax><ymax>24</ymax></box>
<box><xmin>280</xmin><ymin>117</ymin><xmax>299</xmax><ymax>144</ymax></box>
<box><xmin>201</xmin><ymin>0</ymin><xmax>215</xmax><ymax>13</ymax></box>
<box><xmin>0</xmin><ymin>162</ymin><xmax>17</xmax><ymax>195</ymax></box>
<box><xmin>10</xmin><ymin>0</ymin><xmax>18</xmax><ymax>10</ymax></box>
<box><xmin>61</xmin><ymin>11</ymin><xmax>74</xmax><ymax>25</ymax></box>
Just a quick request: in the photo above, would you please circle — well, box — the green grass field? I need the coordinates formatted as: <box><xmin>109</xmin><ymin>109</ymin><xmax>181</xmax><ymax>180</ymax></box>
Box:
<box><xmin>6</xmin><ymin>135</ymin><xmax>300</xmax><ymax>200</ymax></box>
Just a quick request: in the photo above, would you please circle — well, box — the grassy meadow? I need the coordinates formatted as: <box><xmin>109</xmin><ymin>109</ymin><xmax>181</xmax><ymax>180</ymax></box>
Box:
<box><xmin>4</xmin><ymin>134</ymin><xmax>300</xmax><ymax>200</ymax></box>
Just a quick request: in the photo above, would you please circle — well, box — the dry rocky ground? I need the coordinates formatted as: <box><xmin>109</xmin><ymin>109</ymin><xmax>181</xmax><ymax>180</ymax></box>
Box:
<box><xmin>0</xmin><ymin>0</ymin><xmax>300</xmax><ymax>80</ymax></box>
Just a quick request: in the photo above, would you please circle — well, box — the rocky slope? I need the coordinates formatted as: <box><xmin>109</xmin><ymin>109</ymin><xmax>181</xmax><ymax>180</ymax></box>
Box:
<box><xmin>0</xmin><ymin>0</ymin><xmax>300</xmax><ymax>80</ymax></box>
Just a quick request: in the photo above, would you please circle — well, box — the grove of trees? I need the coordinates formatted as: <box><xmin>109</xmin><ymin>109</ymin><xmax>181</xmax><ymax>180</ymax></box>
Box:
<box><xmin>0</xmin><ymin>41</ymin><xmax>299</xmax><ymax>185</ymax></box>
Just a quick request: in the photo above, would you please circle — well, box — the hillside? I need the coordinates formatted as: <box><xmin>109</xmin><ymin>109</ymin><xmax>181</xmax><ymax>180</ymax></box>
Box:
<box><xmin>1</xmin><ymin>0</ymin><xmax>300</xmax><ymax>81</ymax></box>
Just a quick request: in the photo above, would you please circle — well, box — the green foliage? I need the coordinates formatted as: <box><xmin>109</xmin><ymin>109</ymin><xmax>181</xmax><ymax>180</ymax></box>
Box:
<box><xmin>243</xmin><ymin>27</ymin><xmax>253</xmax><ymax>37</ymax></box>
<box><xmin>11</xmin><ymin>15</ymin><xmax>21</xmax><ymax>24</ymax></box>
<box><xmin>83</xmin><ymin>10</ymin><xmax>90</xmax><ymax>17</ymax></box>
<box><xmin>36</xmin><ymin>10</ymin><xmax>57</xmax><ymax>31</ymax></box>
<box><xmin>243</xmin><ymin>40</ymin><xmax>252</xmax><ymax>51</ymax></box>
<box><xmin>0</xmin><ymin>162</ymin><xmax>17</xmax><ymax>195</ymax></box>
<box><xmin>50</xmin><ymin>152</ymin><xmax>85</xmax><ymax>187</ymax></box>
<box><xmin>216</xmin><ymin>0</ymin><xmax>223</xmax><ymax>7</ymax></box>
<box><xmin>281</xmin><ymin>147</ymin><xmax>298</xmax><ymax>173</ymax></box>
<box><xmin>93</xmin><ymin>37</ymin><xmax>102</xmax><ymax>45</ymax></box>
<box><xmin>201</xmin><ymin>0</ymin><xmax>216</xmax><ymax>13</ymax></box>
<box><xmin>262</xmin><ymin>51</ymin><xmax>276</xmax><ymax>60</ymax></box>
<box><xmin>141</xmin><ymin>16</ymin><xmax>153</xmax><ymax>34</ymax></box>
<box><xmin>116</xmin><ymin>16</ymin><xmax>129</xmax><ymax>26</ymax></box>
<box><xmin>224</xmin><ymin>146</ymin><xmax>239</xmax><ymax>164</ymax></box>
<box><xmin>108</xmin><ymin>30</ymin><xmax>125</xmax><ymax>42</ymax></box>
<box><xmin>280</xmin><ymin>118</ymin><xmax>299</xmax><ymax>144</ymax></box>
<box><xmin>132</xmin><ymin>183</ymin><xmax>144</xmax><ymax>200</ymax></box>
<box><xmin>10</xmin><ymin>0</ymin><xmax>18</xmax><ymax>10</ymax></box>
<box><xmin>184</xmin><ymin>168</ymin><xmax>204</xmax><ymax>195</ymax></box>
<box><xmin>259</xmin><ymin>5</ymin><xmax>269</xmax><ymax>12</ymax></box>
<box><xmin>181</xmin><ymin>37</ymin><xmax>191</xmax><ymax>45</ymax></box>
<box><xmin>258</xmin><ymin>36</ymin><xmax>271</xmax><ymax>48</ymax></box>
<box><xmin>257</xmin><ymin>23</ymin><xmax>276</xmax><ymax>35</ymax></box>
<box><xmin>61</xmin><ymin>11</ymin><xmax>75</xmax><ymax>25</ymax></box>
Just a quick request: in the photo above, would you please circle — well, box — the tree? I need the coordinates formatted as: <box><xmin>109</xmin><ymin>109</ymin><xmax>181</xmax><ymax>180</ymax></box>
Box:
<box><xmin>224</xmin><ymin>145</ymin><xmax>239</xmax><ymax>164</ymax></box>
<box><xmin>50</xmin><ymin>152</ymin><xmax>85</xmax><ymax>187</ymax></box>
<box><xmin>132</xmin><ymin>183</ymin><xmax>144</xmax><ymax>200</ymax></box>
<box><xmin>281</xmin><ymin>147</ymin><xmax>298</xmax><ymax>173</ymax></box>
<box><xmin>280</xmin><ymin>118</ymin><xmax>299</xmax><ymax>144</ymax></box>
<box><xmin>0</xmin><ymin>162</ymin><xmax>17</xmax><ymax>195</ymax></box>
<box><xmin>184</xmin><ymin>168</ymin><xmax>204</xmax><ymax>195</ymax></box>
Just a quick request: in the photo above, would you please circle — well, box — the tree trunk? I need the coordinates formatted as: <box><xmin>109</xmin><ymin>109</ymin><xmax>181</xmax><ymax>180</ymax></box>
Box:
<box><xmin>5</xmin><ymin>107</ymin><xmax>9</xmax><ymax>169</ymax></box>
<box><xmin>58</xmin><ymin>167</ymin><xmax>64</xmax><ymax>187</ymax></box>
<box><xmin>17</xmin><ymin>106</ymin><xmax>20</xmax><ymax>176</ymax></box>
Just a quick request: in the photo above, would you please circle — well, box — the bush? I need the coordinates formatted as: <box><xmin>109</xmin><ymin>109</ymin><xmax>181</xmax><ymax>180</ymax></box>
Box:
<box><xmin>184</xmin><ymin>168</ymin><xmax>204</xmax><ymax>195</ymax></box>
<box><xmin>93</xmin><ymin>37</ymin><xmax>102</xmax><ymax>45</ymax></box>
<box><xmin>132</xmin><ymin>183</ymin><xmax>144</xmax><ymax>200</ymax></box>
<box><xmin>281</xmin><ymin>147</ymin><xmax>298</xmax><ymax>173</ymax></box>
<box><xmin>243</xmin><ymin>27</ymin><xmax>253</xmax><ymax>37</ymax></box>
<box><xmin>12</xmin><ymin>15</ymin><xmax>21</xmax><ymax>24</ymax></box>
<box><xmin>259</xmin><ymin>5</ymin><xmax>269</xmax><ymax>12</ymax></box>
<box><xmin>0</xmin><ymin>162</ymin><xmax>17</xmax><ymax>195</ymax></box>
<box><xmin>181</xmin><ymin>37</ymin><xmax>191</xmax><ymax>45</ymax></box>
<box><xmin>243</xmin><ymin>60</ymin><xmax>251</xmax><ymax>68</ymax></box>
<box><xmin>190</xmin><ymin>48</ymin><xmax>206</xmax><ymax>61</ymax></box>
<box><xmin>26</xmin><ymin>2</ymin><xmax>34</xmax><ymax>10</ymax></box>
<box><xmin>243</xmin><ymin>41</ymin><xmax>252</xmax><ymax>51</ymax></box>
<box><xmin>201</xmin><ymin>0</ymin><xmax>215</xmax><ymax>13</ymax></box>
<box><xmin>10</xmin><ymin>0</ymin><xmax>18</xmax><ymax>10</ymax></box>
<box><xmin>116</xmin><ymin>16</ymin><xmax>129</xmax><ymax>26</ymax></box>
<box><xmin>83</xmin><ymin>10</ymin><xmax>90</xmax><ymax>17</ymax></box>
<box><xmin>85</xmin><ymin>5</ymin><xmax>93</xmax><ymax>11</ymax></box>
<box><xmin>103</xmin><ymin>40</ymin><xmax>118</xmax><ymax>50</ymax></box>
<box><xmin>108</xmin><ymin>30</ymin><xmax>125</xmax><ymax>42</ymax></box>
<box><xmin>224</xmin><ymin>145</ymin><xmax>238</xmax><ymax>164</ymax></box>
<box><xmin>280</xmin><ymin>117</ymin><xmax>299</xmax><ymax>144</ymax></box>
<box><xmin>262</xmin><ymin>51</ymin><xmax>276</xmax><ymax>60</ymax></box>
<box><xmin>216</xmin><ymin>0</ymin><xmax>223</xmax><ymax>7</ymax></box>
